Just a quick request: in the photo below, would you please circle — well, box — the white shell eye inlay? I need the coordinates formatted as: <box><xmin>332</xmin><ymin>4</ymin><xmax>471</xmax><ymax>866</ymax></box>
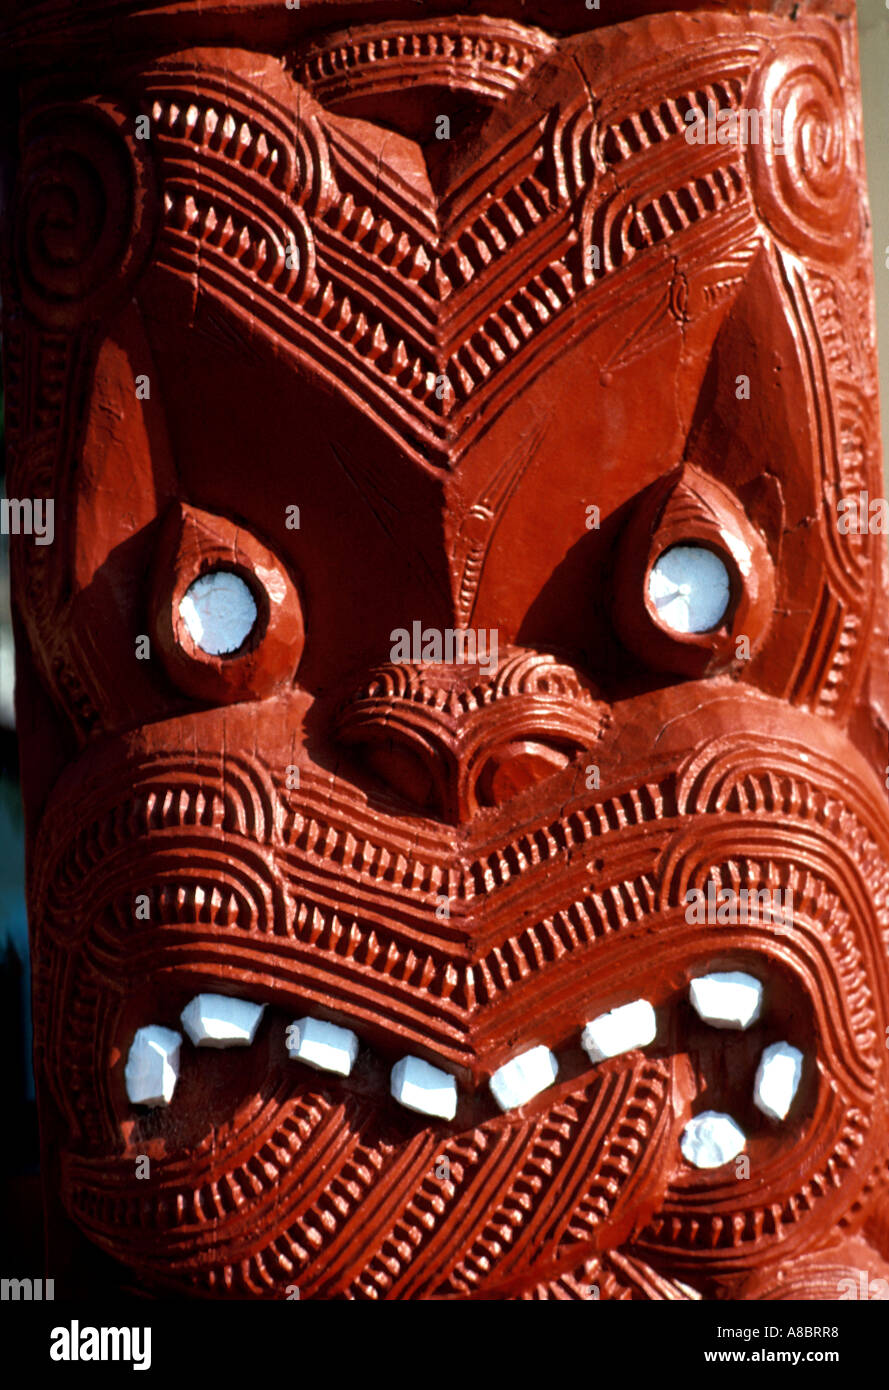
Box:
<box><xmin>179</xmin><ymin>570</ymin><xmax>258</xmax><ymax>655</ymax></box>
<box><xmin>648</xmin><ymin>544</ymin><xmax>731</xmax><ymax>634</ymax></box>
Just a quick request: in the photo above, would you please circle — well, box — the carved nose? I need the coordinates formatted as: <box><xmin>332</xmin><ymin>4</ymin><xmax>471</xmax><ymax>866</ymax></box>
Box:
<box><xmin>336</xmin><ymin>652</ymin><xmax>609</xmax><ymax>824</ymax></box>
<box><xmin>359</xmin><ymin>733</ymin><xmax>576</xmax><ymax>821</ymax></box>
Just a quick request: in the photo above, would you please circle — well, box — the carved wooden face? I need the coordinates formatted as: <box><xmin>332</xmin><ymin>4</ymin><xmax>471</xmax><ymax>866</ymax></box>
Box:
<box><xmin>7</xmin><ymin>3</ymin><xmax>889</xmax><ymax>1298</ymax></box>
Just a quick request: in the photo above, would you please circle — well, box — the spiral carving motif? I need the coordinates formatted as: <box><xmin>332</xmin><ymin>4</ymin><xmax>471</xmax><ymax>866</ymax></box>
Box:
<box><xmin>747</xmin><ymin>40</ymin><xmax>857</xmax><ymax>263</ymax></box>
<box><xmin>13</xmin><ymin>103</ymin><xmax>154</xmax><ymax>328</ymax></box>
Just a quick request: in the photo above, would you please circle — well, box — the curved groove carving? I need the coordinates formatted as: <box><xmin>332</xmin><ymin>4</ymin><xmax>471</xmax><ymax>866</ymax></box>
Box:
<box><xmin>13</xmin><ymin>101</ymin><xmax>156</xmax><ymax>329</ymax></box>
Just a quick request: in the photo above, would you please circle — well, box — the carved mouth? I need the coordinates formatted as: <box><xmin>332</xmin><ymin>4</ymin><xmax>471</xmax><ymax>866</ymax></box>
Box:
<box><xmin>116</xmin><ymin>958</ymin><xmax>811</xmax><ymax>1145</ymax></box>
<box><xmin>36</xmin><ymin>688</ymin><xmax>889</xmax><ymax>1295</ymax></box>
<box><xmin>58</xmin><ymin>945</ymin><xmax>824</xmax><ymax>1299</ymax></box>
<box><xmin>69</xmin><ymin>990</ymin><xmax>685</xmax><ymax>1299</ymax></box>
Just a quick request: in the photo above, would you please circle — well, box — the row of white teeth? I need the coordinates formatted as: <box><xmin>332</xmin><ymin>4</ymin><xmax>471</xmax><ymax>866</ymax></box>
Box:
<box><xmin>124</xmin><ymin>971</ymin><xmax>803</xmax><ymax>1170</ymax></box>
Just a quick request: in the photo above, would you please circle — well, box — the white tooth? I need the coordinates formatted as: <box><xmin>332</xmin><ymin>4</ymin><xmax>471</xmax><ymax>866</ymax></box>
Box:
<box><xmin>286</xmin><ymin>1017</ymin><xmax>359</xmax><ymax>1076</ymax></box>
<box><xmin>390</xmin><ymin>1055</ymin><xmax>458</xmax><ymax>1120</ymax></box>
<box><xmin>753</xmin><ymin>1041</ymin><xmax>803</xmax><ymax>1120</ymax></box>
<box><xmin>680</xmin><ymin>1111</ymin><xmax>746</xmax><ymax>1169</ymax></box>
<box><xmin>125</xmin><ymin>1025</ymin><xmax>182</xmax><ymax>1107</ymax></box>
<box><xmin>688</xmin><ymin>971</ymin><xmax>763</xmax><ymax>1030</ymax></box>
<box><xmin>180</xmin><ymin>994</ymin><xmax>265</xmax><ymax>1048</ymax></box>
<box><xmin>489</xmin><ymin>1044</ymin><xmax>558</xmax><ymax>1112</ymax></box>
<box><xmin>581</xmin><ymin>999</ymin><xmax>657</xmax><ymax>1062</ymax></box>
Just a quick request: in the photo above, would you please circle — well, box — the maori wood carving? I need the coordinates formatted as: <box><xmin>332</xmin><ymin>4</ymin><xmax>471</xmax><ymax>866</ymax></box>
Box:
<box><xmin>2</xmin><ymin>0</ymin><xmax>889</xmax><ymax>1300</ymax></box>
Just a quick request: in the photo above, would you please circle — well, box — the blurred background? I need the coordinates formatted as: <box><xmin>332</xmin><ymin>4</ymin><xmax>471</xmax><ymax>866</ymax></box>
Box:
<box><xmin>0</xmin><ymin>0</ymin><xmax>887</xmax><ymax>1268</ymax></box>
<box><xmin>859</xmin><ymin>0</ymin><xmax>889</xmax><ymax>480</ymax></box>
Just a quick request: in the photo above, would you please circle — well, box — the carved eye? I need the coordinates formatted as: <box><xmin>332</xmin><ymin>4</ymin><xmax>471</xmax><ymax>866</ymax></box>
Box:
<box><xmin>151</xmin><ymin>503</ymin><xmax>305</xmax><ymax>703</ymax></box>
<box><xmin>612</xmin><ymin>466</ymin><xmax>775</xmax><ymax>678</ymax></box>
<box><xmin>647</xmin><ymin>544</ymin><xmax>731</xmax><ymax>635</ymax></box>
<box><xmin>179</xmin><ymin>570</ymin><xmax>259</xmax><ymax>656</ymax></box>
